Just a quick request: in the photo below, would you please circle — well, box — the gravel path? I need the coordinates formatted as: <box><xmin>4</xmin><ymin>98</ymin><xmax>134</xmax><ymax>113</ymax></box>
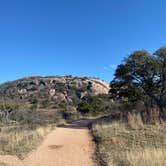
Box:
<box><xmin>0</xmin><ymin>120</ymin><xmax>96</xmax><ymax>166</ymax></box>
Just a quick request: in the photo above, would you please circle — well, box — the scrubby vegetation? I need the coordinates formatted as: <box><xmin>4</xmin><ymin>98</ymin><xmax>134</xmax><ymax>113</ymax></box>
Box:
<box><xmin>92</xmin><ymin>118</ymin><xmax>166</xmax><ymax>166</ymax></box>
<box><xmin>91</xmin><ymin>47</ymin><xmax>166</xmax><ymax>166</ymax></box>
<box><xmin>0</xmin><ymin>101</ymin><xmax>61</xmax><ymax>158</ymax></box>
<box><xmin>77</xmin><ymin>94</ymin><xmax>115</xmax><ymax>116</ymax></box>
<box><xmin>0</xmin><ymin>76</ymin><xmax>109</xmax><ymax>159</ymax></box>
<box><xmin>0</xmin><ymin>125</ymin><xmax>53</xmax><ymax>159</ymax></box>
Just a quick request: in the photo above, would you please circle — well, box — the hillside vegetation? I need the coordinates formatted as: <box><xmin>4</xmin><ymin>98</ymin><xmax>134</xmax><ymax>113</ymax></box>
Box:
<box><xmin>0</xmin><ymin>76</ymin><xmax>109</xmax><ymax>158</ymax></box>
<box><xmin>91</xmin><ymin>47</ymin><xmax>166</xmax><ymax>166</ymax></box>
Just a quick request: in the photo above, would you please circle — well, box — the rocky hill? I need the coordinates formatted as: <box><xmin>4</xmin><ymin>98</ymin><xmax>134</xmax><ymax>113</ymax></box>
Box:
<box><xmin>0</xmin><ymin>76</ymin><xmax>109</xmax><ymax>108</ymax></box>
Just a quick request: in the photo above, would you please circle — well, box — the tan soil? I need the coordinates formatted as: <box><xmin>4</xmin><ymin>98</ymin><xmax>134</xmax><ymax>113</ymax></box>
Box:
<box><xmin>0</xmin><ymin>120</ymin><xmax>97</xmax><ymax>166</ymax></box>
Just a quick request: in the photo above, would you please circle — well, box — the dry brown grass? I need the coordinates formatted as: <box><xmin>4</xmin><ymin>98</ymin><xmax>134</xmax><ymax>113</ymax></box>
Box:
<box><xmin>125</xmin><ymin>148</ymin><xmax>166</xmax><ymax>166</ymax></box>
<box><xmin>0</xmin><ymin>125</ymin><xmax>54</xmax><ymax>159</ymax></box>
<box><xmin>0</xmin><ymin>105</ymin><xmax>64</xmax><ymax>159</ymax></box>
<box><xmin>92</xmin><ymin>120</ymin><xmax>166</xmax><ymax>166</ymax></box>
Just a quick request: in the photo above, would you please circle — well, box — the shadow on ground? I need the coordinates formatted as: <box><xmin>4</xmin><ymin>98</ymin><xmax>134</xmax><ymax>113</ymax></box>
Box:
<box><xmin>57</xmin><ymin>119</ymin><xmax>96</xmax><ymax>129</ymax></box>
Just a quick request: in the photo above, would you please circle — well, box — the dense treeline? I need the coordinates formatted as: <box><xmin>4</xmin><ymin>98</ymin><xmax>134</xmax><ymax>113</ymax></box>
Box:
<box><xmin>110</xmin><ymin>47</ymin><xmax>166</xmax><ymax>123</ymax></box>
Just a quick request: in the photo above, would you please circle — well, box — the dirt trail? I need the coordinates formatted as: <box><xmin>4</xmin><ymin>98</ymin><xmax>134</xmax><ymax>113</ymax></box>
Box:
<box><xmin>0</xmin><ymin>120</ymin><xmax>97</xmax><ymax>166</ymax></box>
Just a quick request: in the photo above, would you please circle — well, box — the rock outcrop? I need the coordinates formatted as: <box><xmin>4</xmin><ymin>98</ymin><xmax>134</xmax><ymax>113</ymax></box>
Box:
<box><xmin>0</xmin><ymin>76</ymin><xmax>109</xmax><ymax>106</ymax></box>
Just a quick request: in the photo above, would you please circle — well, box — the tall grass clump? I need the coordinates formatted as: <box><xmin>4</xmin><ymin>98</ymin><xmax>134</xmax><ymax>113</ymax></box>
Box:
<box><xmin>0</xmin><ymin>125</ymin><xmax>53</xmax><ymax>158</ymax></box>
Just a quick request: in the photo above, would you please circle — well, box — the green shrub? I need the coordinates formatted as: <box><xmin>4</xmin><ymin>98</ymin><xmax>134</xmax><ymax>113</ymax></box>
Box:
<box><xmin>0</xmin><ymin>101</ymin><xmax>20</xmax><ymax>111</ymax></box>
<box><xmin>42</xmin><ymin>99</ymin><xmax>51</xmax><ymax>108</ymax></box>
<box><xmin>78</xmin><ymin>101</ymin><xmax>94</xmax><ymax>114</ymax></box>
<box><xmin>29</xmin><ymin>96</ymin><xmax>39</xmax><ymax>105</ymax></box>
<box><xmin>77</xmin><ymin>94</ymin><xmax>113</xmax><ymax>115</ymax></box>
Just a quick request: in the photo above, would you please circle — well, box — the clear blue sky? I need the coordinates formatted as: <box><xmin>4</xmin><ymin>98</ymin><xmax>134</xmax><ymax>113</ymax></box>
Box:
<box><xmin>0</xmin><ymin>0</ymin><xmax>166</xmax><ymax>83</ymax></box>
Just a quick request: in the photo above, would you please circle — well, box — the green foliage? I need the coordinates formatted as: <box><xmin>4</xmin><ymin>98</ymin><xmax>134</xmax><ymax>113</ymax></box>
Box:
<box><xmin>0</xmin><ymin>101</ymin><xmax>20</xmax><ymax>112</ymax></box>
<box><xmin>110</xmin><ymin>47</ymin><xmax>166</xmax><ymax>121</ymax></box>
<box><xmin>58</xmin><ymin>102</ymin><xmax>68</xmax><ymax>112</ymax></box>
<box><xmin>57</xmin><ymin>84</ymin><xmax>66</xmax><ymax>92</ymax></box>
<box><xmin>0</xmin><ymin>101</ymin><xmax>21</xmax><ymax>123</ymax></box>
<box><xmin>10</xmin><ymin>108</ymin><xmax>37</xmax><ymax>125</ymax></box>
<box><xmin>42</xmin><ymin>99</ymin><xmax>51</xmax><ymax>108</ymax></box>
<box><xmin>78</xmin><ymin>94</ymin><xmax>113</xmax><ymax>115</ymax></box>
<box><xmin>78</xmin><ymin>101</ymin><xmax>94</xmax><ymax>114</ymax></box>
<box><xmin>29</xmin><ymin>96</ymin><xmax>38</xmax><ymax>104</ymax></box>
